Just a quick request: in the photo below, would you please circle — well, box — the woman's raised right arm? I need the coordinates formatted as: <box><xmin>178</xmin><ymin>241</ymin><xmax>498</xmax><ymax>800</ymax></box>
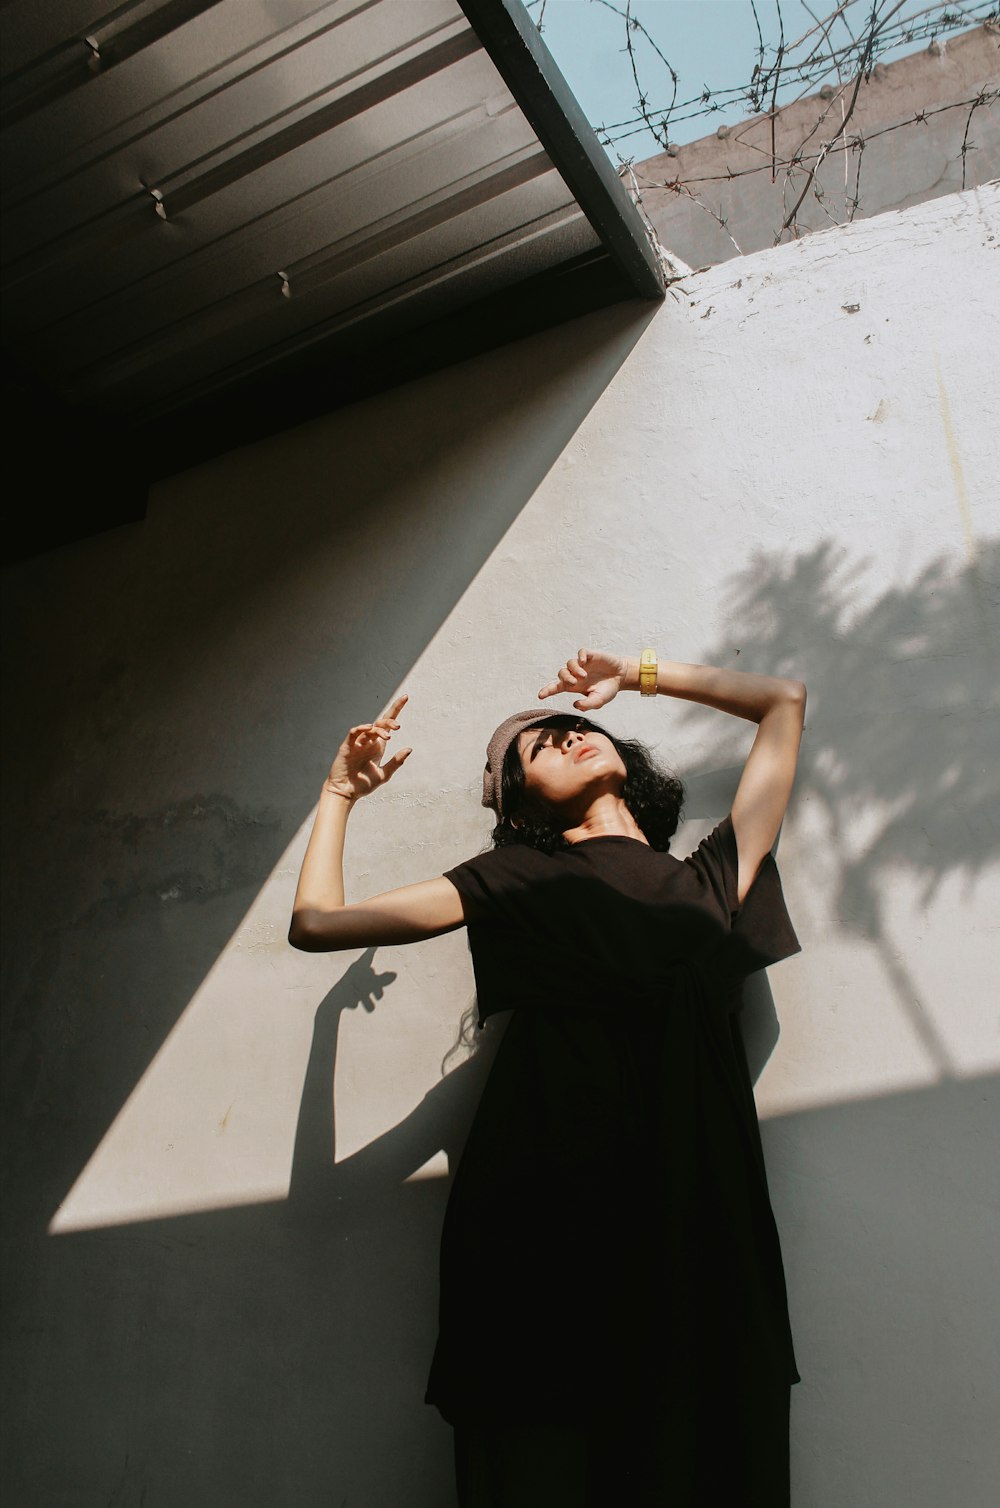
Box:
<box><xmin>288</xmin><ymin>696</ymin><xmax>465</xmax><ymax>952</ymax></box>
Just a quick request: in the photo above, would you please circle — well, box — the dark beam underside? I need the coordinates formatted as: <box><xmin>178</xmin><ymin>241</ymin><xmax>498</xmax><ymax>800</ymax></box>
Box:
<box><xmin>2</xmin><ymin>247</ymin><xmax>636</xmax><ymax>567</ymax></box>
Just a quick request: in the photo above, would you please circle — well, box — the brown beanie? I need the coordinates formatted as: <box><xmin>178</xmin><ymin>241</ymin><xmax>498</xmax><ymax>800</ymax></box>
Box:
<box><xmin>481</xmin><ymin>709</ymin><xmax>571</xmax><ymax>819</ymax></box>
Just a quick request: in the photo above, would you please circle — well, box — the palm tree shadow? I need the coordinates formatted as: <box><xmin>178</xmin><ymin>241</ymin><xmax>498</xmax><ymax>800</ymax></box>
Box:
<box><xmin>676</xmin><ymin>537</ymin><xmax>1000</xmax><ymax>1077</ymax></box>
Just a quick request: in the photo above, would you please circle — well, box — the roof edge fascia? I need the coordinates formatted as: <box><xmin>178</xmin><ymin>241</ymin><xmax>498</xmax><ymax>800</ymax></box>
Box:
<box><xmin>457</xmin><ymin>0</ymin><xmax>665</xmax><ymax>301</ymax></box>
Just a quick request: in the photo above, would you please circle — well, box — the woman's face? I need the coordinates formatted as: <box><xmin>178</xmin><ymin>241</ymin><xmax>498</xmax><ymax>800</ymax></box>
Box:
<box><xmin>516</xmin><ymin>720</ymin><xmax>627</xmax><ymax>815</ymax></box>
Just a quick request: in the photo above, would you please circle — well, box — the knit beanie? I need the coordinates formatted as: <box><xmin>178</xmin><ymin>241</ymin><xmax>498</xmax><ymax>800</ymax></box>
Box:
<box><xmin>481</xmin><ymin>709</ymin><xmax>571</xmax><ymax>819</ymax></box>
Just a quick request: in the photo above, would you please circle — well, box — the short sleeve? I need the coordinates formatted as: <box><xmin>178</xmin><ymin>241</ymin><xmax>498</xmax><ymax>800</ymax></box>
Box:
<box><xmin>443</xmin><ymin>846</ymin><xmax>558</xmax><ymax>1021</ymax></box>
<box><xmin>443</xmin><ymin>844</ymin><xmax>550</xmax><ymax>929</ymax></box>
<box><xmin>684</xmin><ymin>815</ymin><xmax>801</xmax><ymax>978</ymax></box>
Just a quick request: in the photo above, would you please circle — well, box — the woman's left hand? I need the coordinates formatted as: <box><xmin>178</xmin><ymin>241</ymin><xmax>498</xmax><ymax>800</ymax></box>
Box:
<box><xmin>537</xmin><ymin>649</ymin><xmax>627</xmax><ymax>711</ymax></box>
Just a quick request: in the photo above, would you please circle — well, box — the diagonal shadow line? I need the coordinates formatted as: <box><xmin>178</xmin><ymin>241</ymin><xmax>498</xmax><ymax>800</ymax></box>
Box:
<box><xmin>0</xmin><ymin>298</ymin><xmax>659</xmax><ymax>1235</ymax></box>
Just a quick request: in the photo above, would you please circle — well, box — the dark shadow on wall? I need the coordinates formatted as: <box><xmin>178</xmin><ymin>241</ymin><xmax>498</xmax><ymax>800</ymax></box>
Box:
<box><xmin>6</xmin><ymin>981</ymin><xmax>997</xmax><ymax>1506</ymax></box>
<box><xmin>771</xmin><ymin>1071</ymin><xmax>1000</xmax><ymax>1508</ymax></box>
<box><xmin>0</xmin><ymin>952</ymin><xmax>506</xmax><ymax>1508</ymax></box>
<box><xmin>0</xmin><ymin>301</ymin><xmax>658</xmax><ymax>1507</ymax></box>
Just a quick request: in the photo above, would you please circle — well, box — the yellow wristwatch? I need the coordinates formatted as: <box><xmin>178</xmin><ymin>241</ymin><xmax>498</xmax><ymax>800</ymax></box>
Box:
<box><xmin>638</xmin><ymin>648</ymin><xmax>658</xmax><ymax>697</ymax></box>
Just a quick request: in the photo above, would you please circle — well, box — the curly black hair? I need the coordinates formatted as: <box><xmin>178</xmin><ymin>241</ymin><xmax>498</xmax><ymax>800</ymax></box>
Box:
<box><xmin>490</xmin><ymin>714</ymin><xmax>684</xmax><ymax>855</ymax></box>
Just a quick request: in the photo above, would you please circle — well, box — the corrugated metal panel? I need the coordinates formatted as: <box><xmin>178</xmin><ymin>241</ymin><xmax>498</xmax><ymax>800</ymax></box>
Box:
<box><xmin>0</xmin><ymin>0</ymin><xmax>662</xmax><ymax>560</ymax></box>
<box><xmin>0</xmin><ymin>0</ymin><xmax>612</xmax><ymax>422</ymax></box>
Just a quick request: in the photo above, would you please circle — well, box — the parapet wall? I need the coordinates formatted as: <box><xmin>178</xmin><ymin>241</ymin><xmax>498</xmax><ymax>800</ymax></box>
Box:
<box><xmin>631</xmin><ymin>23</ymin><xmax>999</xmax><ymax>268</ymax></box>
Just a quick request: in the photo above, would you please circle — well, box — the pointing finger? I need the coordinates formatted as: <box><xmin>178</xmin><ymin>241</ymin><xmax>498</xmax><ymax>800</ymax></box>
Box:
<box><xmin>381</xmin><ymin>749</ymin><xmax>412</xmax><ymax>778</ymax></box>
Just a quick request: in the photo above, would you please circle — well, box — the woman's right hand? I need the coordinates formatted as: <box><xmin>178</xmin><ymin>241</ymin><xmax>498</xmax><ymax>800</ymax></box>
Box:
<box><xmin>324</xmin><ymin>694</ymin><xmax>412</xmax><ymax>802</ymax></box>
<box><xmin>537</xmin><ymin>649</ymin><xmax>628</xmax><ymax>711</ymax></box>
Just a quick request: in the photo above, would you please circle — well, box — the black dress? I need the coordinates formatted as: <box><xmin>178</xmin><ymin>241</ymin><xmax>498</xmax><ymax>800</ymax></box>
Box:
<box><xmin>426</xmin><ymin>817</ymin><xmax>801</xmax><ymax>1506</ymax></box>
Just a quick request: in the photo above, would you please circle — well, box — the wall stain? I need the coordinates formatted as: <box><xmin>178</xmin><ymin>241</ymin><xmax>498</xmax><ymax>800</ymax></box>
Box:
<box><xmin>934</xmin><ymin>357</ymin><xmax>977</xmax><ymax>567</ymax></box>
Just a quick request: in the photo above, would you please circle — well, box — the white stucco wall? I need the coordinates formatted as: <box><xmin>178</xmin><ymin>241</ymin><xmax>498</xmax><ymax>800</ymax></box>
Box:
<box><xmin>3</xmin><ymin>184</ymin><xmax>998</xmax><ymax>1507</ymax></box>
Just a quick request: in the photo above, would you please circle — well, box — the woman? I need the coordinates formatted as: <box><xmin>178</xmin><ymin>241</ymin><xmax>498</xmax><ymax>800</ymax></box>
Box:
<box><xmin>290</xmin><ymin>648</ymin><xmax>806</xmax><ymax>1507</ymax></box>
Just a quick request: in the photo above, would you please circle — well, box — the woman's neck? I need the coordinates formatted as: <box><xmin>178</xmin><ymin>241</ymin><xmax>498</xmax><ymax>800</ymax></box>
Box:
<box><xmin>562</xmin><ymin>795</ymin><xmax>649</xmax><ymax>846</ymax></box>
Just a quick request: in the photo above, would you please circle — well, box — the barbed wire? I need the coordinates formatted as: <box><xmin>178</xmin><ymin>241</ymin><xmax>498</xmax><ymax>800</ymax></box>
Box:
<box><xmin>526</xmin><ymin>0</ymin><xmax>999</xmax><ymax>249</ymax></box>
<box><xmin>630</xmin><ymin>88</ymin><xmax>995</xmax><ymax>245</ymax></box>
<box><xmin>526</xmin><ymin>0</ymin><xmax>996</xmax><ymax>146</ymax></box>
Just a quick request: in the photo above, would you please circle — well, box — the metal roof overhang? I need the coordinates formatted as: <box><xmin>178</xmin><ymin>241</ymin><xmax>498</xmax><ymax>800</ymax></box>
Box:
<box><xmin>0</xmin><ymin>0</ymin><xmax>663</xmax><ymax>562</ymax></box>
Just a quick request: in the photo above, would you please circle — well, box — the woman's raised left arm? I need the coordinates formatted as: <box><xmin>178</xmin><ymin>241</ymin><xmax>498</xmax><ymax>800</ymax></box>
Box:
<box><xmin>538</xmin><ymin>650</ymin><xmax>806</xmax><ymax>904</ymax></box>
<box><xmin>288</xmin><ymin>696</ymin><xmax>466</xmax><ymax>951</ymax></box>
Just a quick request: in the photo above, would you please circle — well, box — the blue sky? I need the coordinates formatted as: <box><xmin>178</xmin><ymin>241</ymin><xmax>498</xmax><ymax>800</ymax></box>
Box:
<box><xmin>525</xmin><ymin>0</ymin><xmax>991</xmax><ymax>158</ymax></box>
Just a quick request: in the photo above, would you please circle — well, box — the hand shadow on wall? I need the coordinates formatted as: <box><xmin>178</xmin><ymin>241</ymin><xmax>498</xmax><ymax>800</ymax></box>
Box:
<box><xmin>675</xmin><ymin>537</ymin><xmax>1000</xmax><ymax>1076</ymax></box>
<box><xmin>273</xmin><ymin>951</ymin><xmax>507</xmax><ymax>1504</ymax></box>
<box><xmin>286</xmin><ymin>950</ymin><xmax>505</xmax><ymax>1216</ymax></box>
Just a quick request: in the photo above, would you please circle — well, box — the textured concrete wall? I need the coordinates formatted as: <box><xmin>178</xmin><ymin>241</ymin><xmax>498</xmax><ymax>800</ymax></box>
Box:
<box><xmin>3</xmin><ymin>184</ymin><xmax>998</xmax><ymax>1507</ymax></box>
<box><xmin>632</xmin><ymin>24</ymin><xmax>999</xmax><ymax>269</ymax></box>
